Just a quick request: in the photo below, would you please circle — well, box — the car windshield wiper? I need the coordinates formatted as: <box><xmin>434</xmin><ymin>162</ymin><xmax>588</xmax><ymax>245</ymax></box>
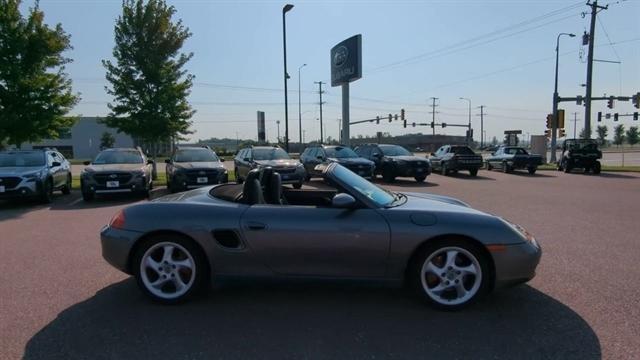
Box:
<box><xmin>386</xmin><ymin>192</ymin><xmax>407</xmax><ymax>207</ymax></box>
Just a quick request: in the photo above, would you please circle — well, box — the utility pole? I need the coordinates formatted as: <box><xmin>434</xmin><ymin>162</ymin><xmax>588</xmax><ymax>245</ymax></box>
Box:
<box><xmin>572</xmin><ymin>112</ymin><xmax>579</xmax><ymax>138</ymax></box>
<box><xmin>429</xmin><ymin>97</ymin><xmax>438</xmax><ymax>136</ymax></box>
<box><xmin>315</xmin><ymin>81</ymin><xmax>325</xmax><ymax>144</ymax></box>
<box><xmin>584</xmin><ymin>1</ymin><xmax>608</xmax><ymax>139</ymax></box>
<box><xmin>276</xmin><ymin>121</ymin><xmax>280</xmax><ymax>143</ymax></box>
<box><xmin>478</xmin><ymin>105</ymin><xmax>486</xmax><ymax>148</ymax></box>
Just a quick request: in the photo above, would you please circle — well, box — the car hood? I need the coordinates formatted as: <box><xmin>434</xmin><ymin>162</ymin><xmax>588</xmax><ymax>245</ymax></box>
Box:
<box><xmin>85</xmin><ymin>164</ymin><xmax>147</xmax><ymax>172</ymax></box>
<box><xmin>174</xmin><ymin>162</ymin><xmax>225</xmax><ymax>170</ymax></box>
<box><xmin>329</xmin><ymin>157</ymin><xmax>374</xmax><ymax>166</ymax></box>
<box><xmin>255</xmin><ymin>159</ymin><xmax>299</xmax><ymax>167</ymax></box>
<box><xmin>0</xmin><ymin>166</ymin><xmax>44</xmax><ymax>176</ymax></box>
<box><xmin>403</xmin><ymin>192</ymin><xmax>471</xmax><ymax>207</ymax></box>
<box><xmin>387</xmin><ymin>155</ymin><xmax>428</xmax><ymax>163</ymax></box>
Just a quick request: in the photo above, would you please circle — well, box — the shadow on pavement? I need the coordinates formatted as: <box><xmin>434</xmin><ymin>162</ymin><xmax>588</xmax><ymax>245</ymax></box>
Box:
<box><xmin>0</xmin><ymin>193</ymin><xmax>70</xmax><ymax>220</ymax></box>
<box><xmin>509</xmin><ymin>171</ymin><xmax>557</xmax><ymax>178</ymax></box>
<box><xmin>596</xmin><ymin>172</ymin><xmax>638</xmax><ymax>179</ymax></box>
<box><xmin>381</xmin><ymin>178</ymin><xmax>439</xmax><ymax>187</ymax></box>
<box><xmin>436</xmin><ymin>172</ymin><xmax>496</xmax><ymax>181</ymax></box>
<box><xmin>24</xmin><ymin>280</ymin><xmax>601</xmax><ymax>360</ymax></box>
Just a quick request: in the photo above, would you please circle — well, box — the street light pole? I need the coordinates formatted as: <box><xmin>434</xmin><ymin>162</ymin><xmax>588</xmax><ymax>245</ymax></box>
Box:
<box><xmin>459</xmin><ymin>97</ymin><xmax>471</xmax><ymax>145</ymax></box>
<box><xmin>276</xmin><ymin>120</ymin><xmax>281</xmax><ymax>143</ymax></box>
<box><xmin>298</xmin><ymin>63</ymin><xmax>306</xmax><ymax>146</ymax></box>
<box><xmin>551</xmin><ymin>32</ymin><xmax>575</xmax><ymax>163</ymax></box>
<box><xmin>282</xmin><ymin>4</ymin><xmax>294</xmax><ymax>152</ymax></box>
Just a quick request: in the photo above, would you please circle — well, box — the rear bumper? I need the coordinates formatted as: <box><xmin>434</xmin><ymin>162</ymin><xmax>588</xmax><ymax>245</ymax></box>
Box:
<box><xmin>100</xmin><ymin>225</ymin><xmax>144</xmax><ymax>274</ymax></box>
<box><xmin>492</xmin><ymin>241</ymin><xmax>542</xmax><ymax>288</ymax></box>
<box><xmin>509</xmin><ymin>158</ymin><xmax>543</xmax><ymax>169</ymax></box>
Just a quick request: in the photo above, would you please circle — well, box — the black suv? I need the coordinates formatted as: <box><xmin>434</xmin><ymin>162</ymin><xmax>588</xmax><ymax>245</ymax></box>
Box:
<box><xmin>354</xmin><ymin>144</ymin><xmax>431</xmax><ymax>183</ymax></box>
<box><xmin>429</xmin><ymin>145</ymin><xmax>483</xmax><ymax>176</ymax></box>
<box><xmin>165</xmin><ymin>146</ymin><xmax>228</xmax><ymax>193</ymax></box>
<box><xmin>80</xmin><ymin>147</ymin><xmax>153</xmax><ymax>201</ymax></box>
<box><xmin>300</xmin><ymin>145</ymin><xmax>375</xmax><ymax>180</ymax></box>
<box><xmin>0</xmin><ymin>149</ymin><xmax>72</xmax><ymax>203</ymax></box>
<box><xmin>558</xmin><ymin>138</ymin><xmax>602</xmax><ymax>174</ymax></box>
<box><xmin>234</xmin><ymin>146</ymin><xmax>306</xmax><ymax>188</ymax></box>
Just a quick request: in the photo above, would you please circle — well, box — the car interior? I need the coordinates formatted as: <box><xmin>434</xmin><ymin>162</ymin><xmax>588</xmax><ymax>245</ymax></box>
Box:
<box><xmin>210</xmin><ymin>167</ymin><xmax>341</xmax><ymax>207</ymax></box>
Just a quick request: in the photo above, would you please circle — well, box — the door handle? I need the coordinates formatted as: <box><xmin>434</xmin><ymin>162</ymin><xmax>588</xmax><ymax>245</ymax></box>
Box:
<box><xmin>246</xmin><ymin>222</ymin><xmax>266</xmax><ymax>230</ymax></box>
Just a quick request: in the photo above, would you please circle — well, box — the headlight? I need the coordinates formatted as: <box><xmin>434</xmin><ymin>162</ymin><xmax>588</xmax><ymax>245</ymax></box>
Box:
<box><xmin>24</xmin><ymin>170</ymin><xmax>44</xmax><ymax>179</ymax></box>
<box><xmin>131</xmin><ymin>170</ymin><xmax>145</xmax><ymax>177</ymax></box>
<box><xmin>503</xmin><ymin>219</ymin><xmax>538</xmax><ymax>247</ymax></box>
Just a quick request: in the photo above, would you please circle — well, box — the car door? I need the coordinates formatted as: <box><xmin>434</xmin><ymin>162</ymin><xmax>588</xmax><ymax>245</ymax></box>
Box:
<box><xmin>47</xmin><ymin>152</ymin><xmax>64</xmax><ymax>187</ymax></box>
<box><xmin>370</xmin><ymin>146</ymin><xmax>384</xmax><ymax>169</ymax></box>
<box><xmin>490</xmin><ymin>148</ymin><xmax>504</xmax><ymax>168</ymax></box>
<box><xmin>309</xmin><ymin>148</ymin><xmax>324</xmax><ymax>175</ymax></box>
<box><xmin>240</xmin><ymin>203</ymin><xmax>391</xmax><ymax>277</ymax></box>
<box><xmin>431</xmin><ymin>146</ymin><xmax>444</xmax><ymax>169</ymax></box>
<box><xmin>56</xmin><ymin>152</ymin><xmax>71</xmax><ymax>185</ymax></box>
<box><xmin>237</xmin><ymin>149</ymin><xmax>248</xmax><ymax>179</ymax></box>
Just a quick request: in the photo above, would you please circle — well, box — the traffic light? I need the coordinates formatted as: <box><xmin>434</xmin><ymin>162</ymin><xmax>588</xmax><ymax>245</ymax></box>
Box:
<box><xmin>403</xmin><ymin>120</ymin><xmax>407</xmax><ymax>128</ymax></box>
<box><xmin>394</xmin><ymin>114</ymin><xmax>398</xmax><ymax>121</ymax></box>
<box><xmin>376</xmin><ymin>116</ymin><xmax>380</xmax><ymax>124</ymax></box>
<box><xmin>557</xmin><ymin>109</ymin><xmax>565</xmax><ymax>129</ymax></box>
<box><xmin>614</xmin><ymin>113</ymin><xmax>619</xmax><ymax>121</ymax></box>
<box><xmin>634</xmin><ymin>112</ymin><xmax>638</xmax><ymax>121</ymax></box>
<box><xmin>544</xmin><ymin>129</ymin><xmax>551</xmax><ymax>138</ymax></box>
<box><xmin>633</xmin><ymin>93</ymin><xmax>640</xmax><ymax>109</ymax></box>
<box><xmin>388</xmin><ymin>114</ymin><xmax>392</xmax><ymax>122</ymax></box>
<box><xmin>559</xmin><ymin>129</ymin><xmax>566</xmax><ymax>138</ymax></box>
<box><xmin>430</xmin><ymin>122</ymin><xmax>434</xmax><ymax>129</ymax></box>
<box><xmin>546</xmin><ymin>114</ymin><xmax>553</xmax><ymax>129</ymax></box>
<box><xmin>576</xmin><ymin>96</ymin><xmax>583</xmax><ymax>105</ymax></box>
<box><xmin>401</xmin><ymin>109</ymin><xmax>405</xmax><ymax>121</ymax></box>
<box><xmin>442</xmin><ymin>123</ymin><xmax>447</xmax><ymax>128</ymax></box>
<box><xmin>412</xmin><ymin>122</ymin><xmax>416</xmax><ymax>127</ymax></box>
<box><xmin>607</xmin><ymin>96</ymin><xmax>614</xmax><ymax>109</ymax></box>
<box><xmin>597</xmin><ymin>112</ymin><xmax>602</xmax><ymax>122</ymax></box>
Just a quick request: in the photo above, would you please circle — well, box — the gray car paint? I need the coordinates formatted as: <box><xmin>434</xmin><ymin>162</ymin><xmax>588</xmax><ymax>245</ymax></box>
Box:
<box><xmin>101</xmin><ymin>163</ymin><xmax>540</xmax><ymax>288</ymax></box>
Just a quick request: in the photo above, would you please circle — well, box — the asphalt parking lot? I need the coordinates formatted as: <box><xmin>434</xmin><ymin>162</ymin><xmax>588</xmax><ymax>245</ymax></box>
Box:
<box><xmin>1</xmin><ymin>169</ymin><xmax>639</xmax><ymax>359</ymax></box>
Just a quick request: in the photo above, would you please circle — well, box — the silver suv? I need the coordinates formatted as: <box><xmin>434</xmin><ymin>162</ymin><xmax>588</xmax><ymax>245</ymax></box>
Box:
<box><xmin>0</xmin><ymin>149</ymin><xmax>72</xmax><ymax>203</ymax></box>
<box><xmin>80</xmin><ymin>147</ymin><xmax>153</xmax><ymax>201</ymax></box>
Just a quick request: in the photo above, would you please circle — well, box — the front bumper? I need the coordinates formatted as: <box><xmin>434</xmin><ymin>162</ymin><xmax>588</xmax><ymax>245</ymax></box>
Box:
<box><xmin>82</xmin><ymin>172</ymin><xmax>149</xmax><ymax>194</ymax></box>
<box><xmin>100</xmin><ymin>225</ymin><xmax>144</xmax><ymax>274</ymax></box>
<box><xmin>270</xmin><ymin>167</ymin><xmax>306</xmax><ymax>184</ymax></box>
<box><xmin>492</xmin><ymin>241</ymin><xmax>542</xmax><ymax>288</ymax></box>
<box><xmin>395</xmin><ymin>163</ymin><xmax>431</xmax><ymax>177</ymax></box>
<box><xmin>344</xmin><ymin>165</ymin><xmax>375</xmax><ymax>178</ymax></box>
<box><xmin>0</xmin><ymin>178</ymin><xmax>41</xmax><ymax>199</ymax></box>
<box><xmin>448</xmin><ymin>161</ymin><xmax>483</xmax><ymax>171</ymax></box>
<box><xmin>170</xmin><ymin>171</ymin><xmax>229</xmax><ymax>190</ymax></box>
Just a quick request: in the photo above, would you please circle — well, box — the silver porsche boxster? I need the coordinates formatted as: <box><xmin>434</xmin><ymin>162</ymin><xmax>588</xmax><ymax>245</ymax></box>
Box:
<box><xmin>101</xmin><ymin>163</ymin><xmax>541</xmax><ymax>310</ymax></box>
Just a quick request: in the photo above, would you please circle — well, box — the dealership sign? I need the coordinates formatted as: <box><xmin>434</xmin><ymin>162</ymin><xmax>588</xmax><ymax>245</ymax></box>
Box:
<box><xmin>331</xmin><ymin>34</ymin><xmax>362</xmax><ymax>87</ymax></box>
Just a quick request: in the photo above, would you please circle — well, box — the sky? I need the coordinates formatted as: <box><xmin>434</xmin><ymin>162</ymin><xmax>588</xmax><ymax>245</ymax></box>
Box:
<box><xmin>21</xmin><ymin>0</ymin><xmax>640</xmax><ymax>143</ymax></box>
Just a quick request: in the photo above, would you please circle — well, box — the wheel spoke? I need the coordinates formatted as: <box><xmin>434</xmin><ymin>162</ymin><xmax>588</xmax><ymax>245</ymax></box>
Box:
<box><xmin>456</xmin><ymin>264</ymin><xmax>477</xmax><ymax>276</ymax></box>
<box><xmin>454</xmin><ymin>282</ymin><xmax>468</xmax><ymax>299</ymax></box>
<box><xmin>150</xmin><ymin>277</ymin><xmax>168</xmax><ymax>290</ymax></box>
<box><xmin>430</xmin><ymin>282</ymin><xmax>448</xmax><ymax>296</ymax></box>
<box><xmin>144</xmin><ymin>256</ymin><xmax>161</xmax><ymax>271</ymax></box>
<box><xmin>173</xmin><ymin>275</ymin><xmax>187</xmax><ymax>291</ymax></box>
<box><xmin>173</xmin><ymin>258</ymin><xmax>193</xmax><ymax>270</ymax></box>
<box><xmin>445</xmin><ymin>250</ymin><xmax>458</xmax><ymax>268</ymax></box>
<box><xmin>161</xmin><ymin>245</ymin><xmax>175</xmax><ymax>263</ymax></box>
<box><xmin>424</xmin><ymin>261</ymin><xmax>443</xmax><ymax>276</ymax></box>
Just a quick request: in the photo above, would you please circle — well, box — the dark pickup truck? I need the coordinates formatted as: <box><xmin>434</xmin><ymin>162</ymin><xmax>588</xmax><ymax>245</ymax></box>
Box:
<box><xmin>485</xmin><ymin>146</ymin><xmax>543</xmax><ymax>174</ymax></box>
<box><xmin>558</xmin><ymin>138</ymin><xmax>602</xmax><ymax>174</ymax></box>
<box><xmin>429</xmin><ymin>145</ymin><xmax>483</xmax><ymax>176</ymax></box>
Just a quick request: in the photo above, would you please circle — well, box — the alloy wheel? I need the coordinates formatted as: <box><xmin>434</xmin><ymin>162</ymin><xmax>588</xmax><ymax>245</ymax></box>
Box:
<box><xmin>420</xmin><ymin>246</ymin><xmax>482</xmax><ymax>306</ymax></box>
<box><xmin>139</xmin><ymin>242</ymin><xmax>196</xmax><ymax>300</ymax></box>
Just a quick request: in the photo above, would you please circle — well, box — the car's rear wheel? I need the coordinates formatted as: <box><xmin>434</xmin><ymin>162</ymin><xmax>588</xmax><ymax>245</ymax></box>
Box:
<box><xmin>564</xmin><ymin>161</ymin><xmax>572</xmax><ymax>173</ymax></box>
<box><xmin>593</xmin><ymin>161</ymin><xmax>601</xmax><ymax>174</ymax></box>
<box><xmin>382</xmin><ymin>167</ymin><xmax>395</xmax><ymax>183</ymax></box>
<box><xmin>293</xmin><ymin>181</ymin><xmax>303</xmax><ymax>189</ymax></box>
<box><xmin>235</xmin><ymin>168</ymin><xmax>243</xmax><ymax>184</ymax></box>
<box><xmin>527</xmin><ymin>167</ymin><xmax>537</xmax><ymax>175</ymax></box>
<box><xmin>61</xmin><ymin>174</ymin><xmax>72</xmax><ymax>195</ymax></box>
<box><xmin>502</xmin><ymin>162</ymin><xmax>510</xmax><ymax>173</ymax></box>
<box><xmin>469</xmin><ymin>169</ymin><xmax>478</xmax><ymax>177</ymax></box>
<box><xmin>441</xmin><ymin>163</ymin><xmax>448</xmax><ymax>176</ymax></box>
<box><xmin>414</xmin><ymin>176</ymin><xmax>426</xmax><ymax>183</ymax></box>
<box><xmin>410</xmin><ymin>240</ymin><xmax>490</xmax><ymax>310</ymax></box>
<box><xmin>486</xmin><ymin>162</ymin><xmax>493</xmax><ymax>171</ymax></box>
<box><xmin>134</xmin><ymin>235</ymin><xmax>208</xmax><ymax>304</ymax></box>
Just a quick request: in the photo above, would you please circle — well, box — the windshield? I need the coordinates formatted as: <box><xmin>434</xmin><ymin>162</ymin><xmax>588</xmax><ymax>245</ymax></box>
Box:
<box><xmin>93</xmin><ymin>150</ymin><xmax>143</xmax><ymax>164</ymax></box>
<box><xmin>253</xmin><ymin>148</ymin><xmax>290</xmax><ymax>161</ymax></box>
<box><xmin>566</xmin><ymin>139</ymin><xmax>598</xmax><ymax>150</ymax></box>
<box><xmin>325</xmin><ymin>146</ymin><xmax>358</xmax><ymax>159</ymax></box>
<box><xmin>0</xmin><ymin>152</ymin><xmax>45</xmax><ymax>167</ymax></box>
<box><xmin>174</xmin><ymin>149</ymin><xmax>219</xmax><ymax>162</ymax></box>
<box><xmin>451</xmin><ymin>146</ymin><xmax>475</xmax><ymax>155</ymax></box>
<box><xmin>332</xmin><ymin>164</ymin><xmax>395</xmax><ymax>207</ymax></box>
<box><xmin>380</xmin><ymin>145</ymin><xmax>412</xmax><ymax>156</ymax></box>
<box><xmin>504</xmin><ymin>148</ymin><xmax>528</xmax><ymax>155</ymax></box>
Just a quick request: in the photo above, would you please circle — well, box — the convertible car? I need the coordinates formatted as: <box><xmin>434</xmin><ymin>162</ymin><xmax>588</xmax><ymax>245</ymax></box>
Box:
<box><xmin>101</xmin><ymin>163</ymin><xmax>541</xmax><ymax>310</ymax></box>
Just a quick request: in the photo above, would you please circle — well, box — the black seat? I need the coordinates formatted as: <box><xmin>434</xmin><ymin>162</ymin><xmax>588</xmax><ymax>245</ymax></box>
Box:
<box><xmin>265</xmin><ymin>172</ymin><xmax>283</xmax><ymax>205</ymax></box>
<box><xmin>241</xmin><ymin>169</ymin><xmax>265</xmax><ymax>205</ymax></box>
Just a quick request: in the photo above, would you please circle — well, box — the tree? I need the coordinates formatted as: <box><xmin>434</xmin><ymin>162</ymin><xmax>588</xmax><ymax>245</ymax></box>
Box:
<box><xmin>613</xmin><ymin>124</ymin><xmax>625</xmax><ymax>147</ymax></box>
<box><xmin>0</xmin><ymin>0</ymin><xmax>79</xmax><ymax>147</ymax></box>
<box><xmin>579</xmin><ymin>127</ymin><xmax>592</xmax><ymax>139</ymax></box>
<box><xmin>626</xmin><ymin>126</ymin><xmax>639</xmax><ymax>147</ymax></box>
<box><xmin>103</xmin><ymin>0</ymin><xmax>195</xmax><ymax>161</ymax></box>
<box><xmin>100</xmin><ymin>132</ymin><xmax>116</xmax><ymax>149</ymax></box>
<box><xmin>596</xmin><ymin>125</ymin><xmax>608</xmax><ymax>146</ymax></box>
<box><xmin>491</xmin><ymin>136</ymin><xmax>498</xmax><ymax>146</ymax></box>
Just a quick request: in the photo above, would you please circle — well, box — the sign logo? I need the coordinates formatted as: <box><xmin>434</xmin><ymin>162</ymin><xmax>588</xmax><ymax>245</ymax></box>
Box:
<box><xmin>109</xmin><ymin>174</ymin><xmax>117</xmax><ymax>179</ymax></box>
<box><xmin>333</xmin><ymin>46</ymin><xmax>348</xmax><ymax>67</ymax></box>
<box><xmin>198</xmin><ymin>171</ymin><xmax>206</xmax><ymax>175</ymax></box>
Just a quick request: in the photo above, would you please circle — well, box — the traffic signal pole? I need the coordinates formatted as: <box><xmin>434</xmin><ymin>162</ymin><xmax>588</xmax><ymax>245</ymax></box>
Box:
<box><xmin>584</xmin><ymin>1</ymin><xmax>608</xmax><ymax>141</ymax></box>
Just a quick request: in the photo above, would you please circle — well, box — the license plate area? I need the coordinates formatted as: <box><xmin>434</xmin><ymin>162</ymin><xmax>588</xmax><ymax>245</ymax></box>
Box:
<box><xmin>106</xmin><ymin>181</ymin><xmax>119</xmax><ymax>188</ymax></box>
<box><xmin>0</xmin><ymin>185</ymin><xmax>5</xmax><ymax>193</ymax></box>
<box><xmin>197</xmin><ymin>177</ymin><xmax>208</xmax><ymax>184</ymax></box>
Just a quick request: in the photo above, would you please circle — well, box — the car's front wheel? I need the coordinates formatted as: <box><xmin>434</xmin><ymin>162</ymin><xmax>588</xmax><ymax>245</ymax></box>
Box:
<box><xmin>61</xmin><ymin>174</ymin><xmax>72</xmax><ymax>195</ymax></box>
<box><xmin>40</xmin><ymin>178</ymin><xmax>53</xmax><ymax>203</ymax></box>
<box><xmin>527</xmin><ymin>167</ymin><xmax>537</xmax><ymax>175</ymax></box>
<box><xmin>414</xmin><ymin>175</ymin><xmax>426</xmax><ymax>183</ymax></box>
<box><xmin>133</xmin><ymin>235</ymin><xmax>208</xmax><ymax>304</ymax></box>
<box><xmin>409</xmin><ymin>240</ymin><xmax>490</xmax><ymax>310</ymax></box>
<box><xmin>469</xmin><ymin>168</ymin><xmax>478</xmax><ymax>177</ymax></box>
<box><xmin>593</xmin><ymin>161</ymin><xmax>601</xmax><ymax>174</ymax></box>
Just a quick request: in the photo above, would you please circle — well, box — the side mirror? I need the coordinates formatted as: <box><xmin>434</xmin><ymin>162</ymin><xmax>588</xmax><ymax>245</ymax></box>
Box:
<box><xmin>316</xmin><ymin>155</ymin><xmax>324</xmax><ymax>160</ymax></box>
<box><xmin>373</xmin><ymin>153</ymin><xmax>382</xmax><ymax>158</ymax></box>
<box><xmin>164</xmin><ymin>159</ymin><xmax>171</xmax><ymax>164</ymax></box>
<box><xmin>332</xmin><ymin>193</ymin><xmax>356</xmax><ymax>209</ymax></box>
<box><xmin>220</xmin><ymin>158</ymin><xmax>225</xmax><ymax>162</ymax></box>
<box><xmin>51</xmin><ymin>161</ymin><xmax>61</xmax><ymax>168</ymax></box>
<box><xmin>147</xmin><ymin>159</ymin><xmax>154</xmax><ymax>165</ymax></box>
<box><xmin>243</xmin><ymin>157</ymin><xmax>251</xmax><ymax>162</ymax></box>
<box><xmin>83</xmin><ymin>160</ymin><xmax>91</xmax><ymax>166</ymax></box>
<box><xmin>430</xmin><ymin>152</ymin><xmax>435</xmax><ymax>156</ymax></box>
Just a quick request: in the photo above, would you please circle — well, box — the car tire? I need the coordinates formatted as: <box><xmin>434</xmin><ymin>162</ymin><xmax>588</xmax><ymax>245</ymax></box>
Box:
<box><xmin>408</xmin><ymin>239</ymin><xmax>491</xmax><ymax>311</ymax></box>
<box><xmin>469</xmin><ymin>169</ymin><xmax>478</xmax><ymax>177</ymax></box>
<box><xmin>40</xmin><ymin>178</ymin><xmax>53</xmax><ymax>203</ymax></box>
<box><xmin>441</xmin><ymin>163</ymin><xmax>449</xmax><ymax>176</ymax></box>
<box><xmin>486</xmin><ymin>162</ymin><xmax>493</xmax><ymax>171</ymax></box>
<box><xmin>414</xmin><ymin>176</ymin><xmax>426</xmax><ymax>183</ymax></box>
<box><xmin>133</xmin><ymin>234</ymin><xmax>209</xmax><ymax>305</ymax></box>
<box><xmin>502</xmin><ymin>162</ymin><xmax>510</xmax><ymax>173</ymax></box>
<box><xmin>564</xmin><ymin>161</ymin><xmax>572</xmax><ymax>173</ymax></box>
<box><xmin>382</xmin><ymin>167</ymin><xmax>395</xmax><ymax>183</ymax></box>
<box><xmin>527</xmin><ymin>167</ymin><xmax>537</xmax><ymax>175</ymax></box>
<box><xmin>293</xmin><ymin>181</ymin><xmax>303</xmax><ymax>189</ymax></box>
<box><xmin>593</xmin><ymin>161</ymin><xmax>601</xmax><ymax>174</ymax></box>
<box><xmin>235</xmin><ymin>168</ymin><xmax>243</xmax><ymax>184</ymax></box>
<box><xmin>61</xmin><ymin>174</ymin><xmax>72</xmax><ymax>195</ymax></box>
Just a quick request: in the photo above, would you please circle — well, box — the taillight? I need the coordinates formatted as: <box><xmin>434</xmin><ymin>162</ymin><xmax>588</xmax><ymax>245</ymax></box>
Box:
<box><xmin>109</xmin><ymin>210</ymin><xmax>126</xmax><ymax>229</ymax></box>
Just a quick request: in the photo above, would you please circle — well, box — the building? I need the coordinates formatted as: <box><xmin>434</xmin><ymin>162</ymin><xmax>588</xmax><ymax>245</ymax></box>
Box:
<box><xmin>20</xmin><ymin>117</ymin><xmax>172</xmax><ymax>159</ymax></box>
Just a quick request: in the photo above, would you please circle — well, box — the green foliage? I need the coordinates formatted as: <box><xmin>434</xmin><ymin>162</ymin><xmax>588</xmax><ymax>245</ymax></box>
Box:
<box><xmin>100</xmin><ymin>131</ymin><xmax>116</xmax><ymax>149</ymax></box>
<box><xmin>626</xmin><ymin>126</ymin><xmax>639</xmax><ymax>147</ymax></box>
<box><xmin>579</xmin><ymin>127</ymin><xmax>592</xmax><ymax>139</ymax></box>
<box><xmin>0</xmin><ymin>0</ymin><xmax>79</xmax><ymax>147</ymax></box>
<box><xmin>596</xmin><ymin>125</ymin><xmax>608</xmax><ymax>146</ymax></box>
<box><xmin>613</xmin><ymin>124</ymin><xmax>625</xmax><ymax>147</ymax></box>
<box><xmin>102</xmin><ymin>0</ymin><xmax>195</xmax><ymax>149</ymax></box>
